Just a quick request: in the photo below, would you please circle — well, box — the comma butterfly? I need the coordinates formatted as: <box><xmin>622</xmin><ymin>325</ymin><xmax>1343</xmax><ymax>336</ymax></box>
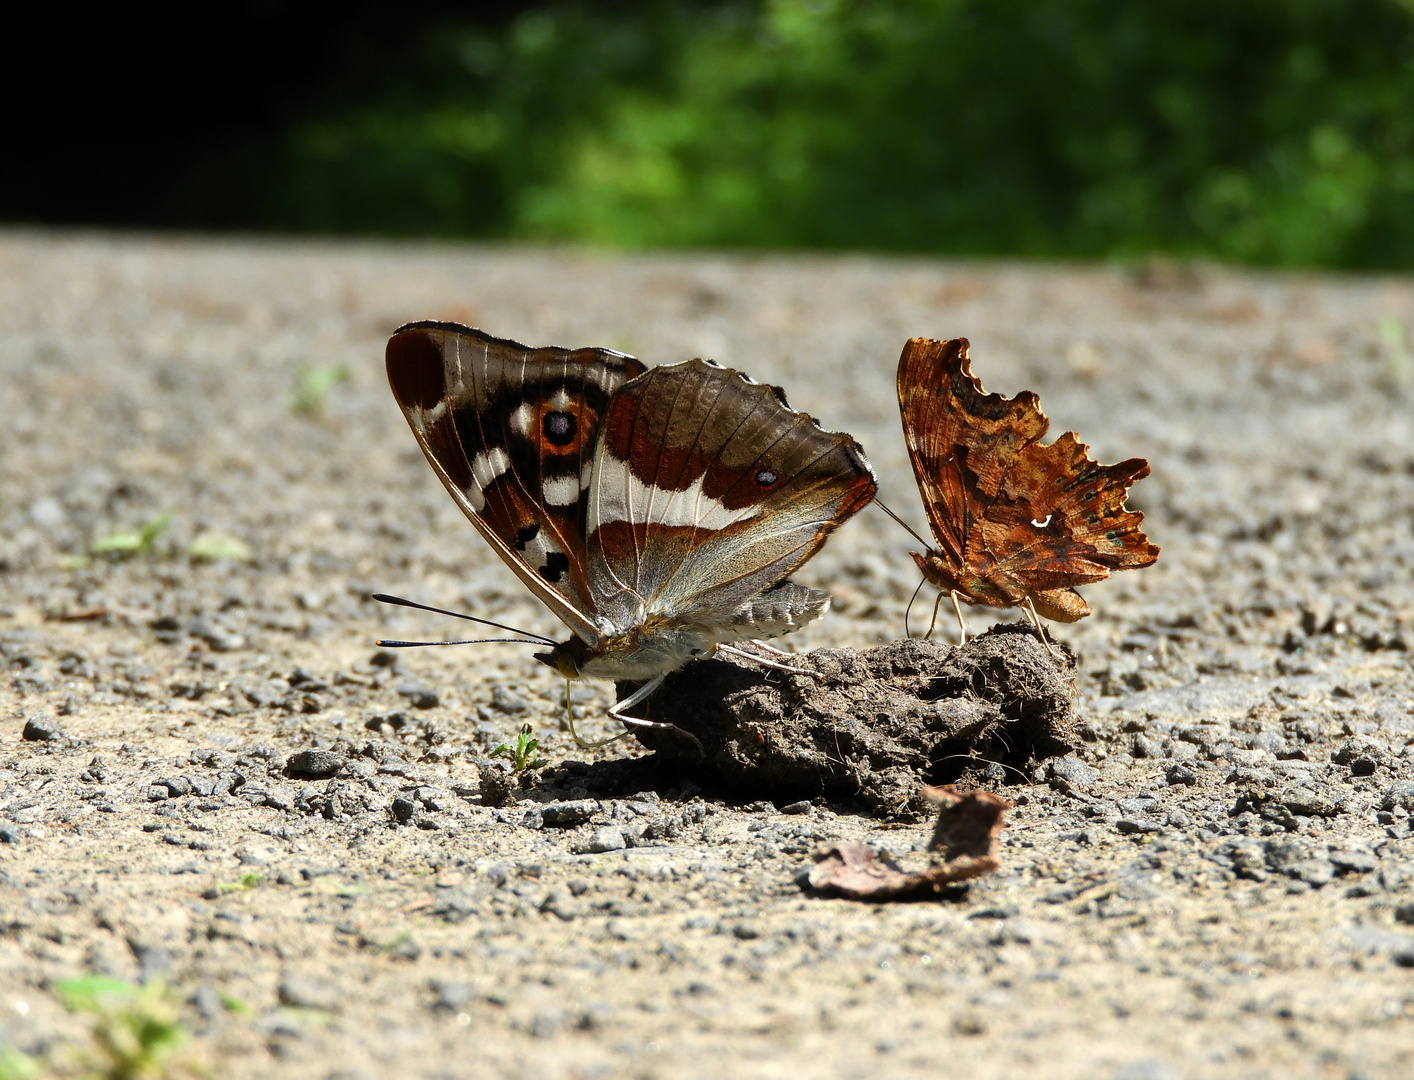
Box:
<box><xmin>892</xmin><ymin>336</ymin><xmax>1158</xmax><ymax>647</ymax></box>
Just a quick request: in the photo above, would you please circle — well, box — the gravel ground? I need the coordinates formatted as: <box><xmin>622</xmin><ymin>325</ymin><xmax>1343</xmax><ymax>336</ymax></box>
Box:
<box><xmin>2</xmin><ymin>231</ymin><xmax>1414</xmax><ymax>1079</ymax></box>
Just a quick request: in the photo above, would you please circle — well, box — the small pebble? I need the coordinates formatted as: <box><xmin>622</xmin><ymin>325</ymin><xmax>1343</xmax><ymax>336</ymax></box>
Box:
<box><xmin>22</xmin><ymin>711</ymin><xmax>65</xmax><ymax>742</ymax></box>
<box><xmin>286</xmin><ymin>749</ymin><xmax>344</xmax><ymax>778</ymax></box>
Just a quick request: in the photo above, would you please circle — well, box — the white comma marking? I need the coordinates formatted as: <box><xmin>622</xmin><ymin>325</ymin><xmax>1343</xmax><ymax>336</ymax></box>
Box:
<box><xmin>1032</xmin><ymin>514</ymin><xmax>1052</xmax><ymax>528</ymax></box>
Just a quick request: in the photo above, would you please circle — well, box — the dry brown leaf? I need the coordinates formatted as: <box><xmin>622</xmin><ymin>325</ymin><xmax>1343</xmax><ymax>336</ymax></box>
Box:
<box><xmin>807</xmin><ymin>785</ymin><xmax>1010</xmax><ymax>901</ymax></box>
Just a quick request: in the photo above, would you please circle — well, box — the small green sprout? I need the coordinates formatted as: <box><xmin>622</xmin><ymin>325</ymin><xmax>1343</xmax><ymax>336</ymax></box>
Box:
<box><xmin>89</xmin><ymin>514</ymin><xmax>171</xmax><ymax>559</ymax></box>
<box><xmin>53</xmin><ymin>976</ymin><xmax>191</xmax><ymax>1080</ymax></box>
<box><xmin>1378</xmin><ymin>316</ymin><xmax>1414</xmax><ymax>385</ymax></box>
<box><xmin>289</xmin><ymin>364</ymin><xmax>352</xmax><ymax>416</ymax></box>
<box><xmin>0</xmin><ymin>1047</ymin><xmax>39</xmax><ymax>1080</ymax></box>
<box><xmin>211</xmin><ymin>872</ymin><xmax>262</xmax><ymax>894</ymax></box>
<box><xmin>490</xmin><ymin>722</ymin><xmax>545</xmax><ymax>772</ymax></box>
<box><xmin>186</xmin><ymin>534</ymin><xmax>251</xmax><ymax>563</ymax></box>
<box><xmin>218</xmin><ymin>994</ymin><xmax>249</xmax><ymax>1016</ymax></box>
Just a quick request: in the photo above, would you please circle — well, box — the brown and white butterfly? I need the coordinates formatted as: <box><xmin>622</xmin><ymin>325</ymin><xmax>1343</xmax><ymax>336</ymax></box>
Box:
<box><xmin>890</xmin><ymin>336</ymin><xmax>1158</xmax><ymax>648</ymax></box>
<box><xmin>383</xmin><ymin>321</ymin><xmax>877</xmax><ymax>741</ymax></box>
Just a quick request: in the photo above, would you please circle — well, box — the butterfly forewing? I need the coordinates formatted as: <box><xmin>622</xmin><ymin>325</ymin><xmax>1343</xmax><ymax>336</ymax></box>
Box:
<box><xmin>386</xmin><ymin>321</ymin><xmax>647</xmax><ymax>645</ymax></box>
<box><xmin>587</xmin><ymin>359</ymin><xmax>877</xmax><ymax>628</ymax></box>
<box><xmin>897</xmin><ymin>336</ymin><xmax>1158</xmax><ymax>612</ymax></box>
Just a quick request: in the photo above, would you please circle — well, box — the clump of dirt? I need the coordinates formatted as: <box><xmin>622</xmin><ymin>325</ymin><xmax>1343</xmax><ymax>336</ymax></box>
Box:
<box><xmin>628</xmin><ymin>624</ymin><xmax>1078</xmax><ymax>812</ymax></box>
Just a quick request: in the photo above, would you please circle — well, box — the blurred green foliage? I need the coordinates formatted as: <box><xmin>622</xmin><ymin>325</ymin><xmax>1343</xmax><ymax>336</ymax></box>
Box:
<box><xmin>196</xmin><ymin>0</ymin><xmax>1414</xmax><ymax>267</ymax></box>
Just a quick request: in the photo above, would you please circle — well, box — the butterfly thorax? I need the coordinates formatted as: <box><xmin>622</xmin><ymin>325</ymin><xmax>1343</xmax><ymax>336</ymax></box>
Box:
<box><xmin>535</xmin><ymin>614</ymin><xmax>719</xmax><ymax>683</ymax></box>
<box><xmin>911</xmin><ymin>548</ymin><xmax>1013</xmax><ymax>609</ymax></box>
<box><xmin>911</xmin><ymin>549</ymin><xmax>1092</xmax><ymax>623</ymax></box>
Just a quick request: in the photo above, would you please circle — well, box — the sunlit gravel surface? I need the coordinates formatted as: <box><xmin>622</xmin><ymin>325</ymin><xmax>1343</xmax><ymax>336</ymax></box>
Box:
<box><xmin>2</xmin><ymin>232</ymin><xmax>1414</xmax><ymax>1078</ymax></box>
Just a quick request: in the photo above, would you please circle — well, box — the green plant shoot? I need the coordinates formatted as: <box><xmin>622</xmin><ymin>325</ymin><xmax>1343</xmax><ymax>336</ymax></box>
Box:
<box><xmin>89</xmin><ymin>514</ymin><xmax>172</xmax><ymax>558</ymax></box>
<box><xmin>289</xmin><ymin>364</ymin><xmax>352</xmax><ymax>416</ymax></box>
<box><xmin>490</xmin><ymin>722</ymin><xmax>544</xmax><ymax>771</ymax></box>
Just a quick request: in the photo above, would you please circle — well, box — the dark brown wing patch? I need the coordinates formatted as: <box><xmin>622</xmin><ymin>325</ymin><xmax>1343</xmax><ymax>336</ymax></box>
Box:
<box><xmin>386</xmin><ymin>321</ymin><xmax>646</xmax><ymax>641</ymax></box>
<box><xmin>587</xmin><ymin>358</ymin><xmax>877</xmax><ymax>617</ymax></box>
<box><xmin>897</xmin><ymin>336</ymin><xmax>1158</xmax><ymax>618</ymax></box>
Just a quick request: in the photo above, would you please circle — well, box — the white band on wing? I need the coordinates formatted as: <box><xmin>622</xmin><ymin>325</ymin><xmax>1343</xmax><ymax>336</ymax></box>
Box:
<box><xmin>589</xmin><ymin>455</ymin><xmax>760</xmax><ymax>531</ymax></box>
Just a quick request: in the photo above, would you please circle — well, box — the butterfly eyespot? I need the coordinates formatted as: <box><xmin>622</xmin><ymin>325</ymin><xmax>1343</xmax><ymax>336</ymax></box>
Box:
<box><xmin>755</xmin><ymin>468</ymin><xmax>778</xmax><ymax>486</ymax></box>
<box><xmin>543</xmin><ymin>411</ymin><xmax>577</xmax><ymax>447</ymax></box>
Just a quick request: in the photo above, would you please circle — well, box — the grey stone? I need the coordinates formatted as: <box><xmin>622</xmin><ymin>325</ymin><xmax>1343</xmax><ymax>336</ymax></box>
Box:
<box><xmin>539</xmin><ymin>888</ymin><xmax>584</xmax><ymax>920</ymax></box>
<box><xmin>1165</xmin><ymin>763</ymin><xmax>1197</xmax><ymax>786</ymax></box>
<box><xmin>278</xmin><ymin>977</ymin><xmax>341</xmax><ymax>1012</ymax></box>
<box><xmin>535</xmin><ymin>801</ymin><xmax>598</xmax><ymax>828</ymax></box>
<box><xmin>1381</xmin><ymin>781</ymin><xmax>1414</xmax><ymax>813</ymax></box>
<box><xmin>285</xmin><ymin>749</ymin><xmax>344</xmax><ymax>778</ymax></box>
<box><xmin>1045</xmin><ymin>755</ymin><xmax>1098</xmax><ymax>793</ymax></box>
<box><xmin>1115</xmin><ymin>818</ymin><xmax>1164</xmax><ymax>834</ymax></box>
<box><xmin>1285</xmin><ymin>859</ymin><xmax>1336</xmax><ymax>887</ymax></box>
<box><xmin>396</xmin><ymin>682</ymin><xmax>440</xmax><ymax>709</ymax></box>
<box><xmin>490</xmin><ymin>685</ymin><xmax>530</xmax><ymax>713</ymax></box>
<box><xmin>1328</xmin><ymin>849</ymin><xmax>1378</xmax><ymax>875</ymax></box>
<box><xmin>573</xmin><ymin>826</ymin><xmax>626</xmax><ymax>854</ymax></box>
<box><xmin>1279</xmin><ymin>786</ymin><xmax>1341</xmax><ymax>817</ymax></box>
<box><xmin>431</xmin><ymin>981</ymin><xmax>476</xmax><ymax>1011</ymax></box>
<box><xmin>22</xmin><ymin>711</ymin><xmax>65</xmax><ymax>741</ymax></box>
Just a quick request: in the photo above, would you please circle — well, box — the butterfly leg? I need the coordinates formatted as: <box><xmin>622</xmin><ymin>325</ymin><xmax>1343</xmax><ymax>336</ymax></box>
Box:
<box><xmin>718</xmin><ymin>642</ymin><xmax>815</xmax><ymax>677</ymax></box>
<box><xmin>950</xmin><ymin>590</ymin><xmax>968</xmax><ymax>647</ymax></box>
<box><xmin>1022</xmin><ymin>596</ymin><xmax>1066</xmax><ymax>661</ymax></box>
<box><xmin>923</xmin><ymin>589</ymin><xmax>945</xmax><ymax>640</ymax></box>
<box><xmin>607</xmin><ymin>675</ymin><xmax>707</xmax><ymax>757</ymax></box>
<box><xmin>563</xmin><ymin>679</ymin><xmax>634</xmax><ymax>750</ymax></box>
<box><xmin>742</xmin><ymin>639</ymin><xmax>796</xmax><ymax>661</ymax></box>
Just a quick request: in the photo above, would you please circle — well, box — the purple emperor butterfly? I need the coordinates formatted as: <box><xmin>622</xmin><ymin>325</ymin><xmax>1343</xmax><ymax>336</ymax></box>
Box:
<box><xmin>383</xmin><ymin>322</ymin><xmax>877</xmax><ymax>743</ymax></box>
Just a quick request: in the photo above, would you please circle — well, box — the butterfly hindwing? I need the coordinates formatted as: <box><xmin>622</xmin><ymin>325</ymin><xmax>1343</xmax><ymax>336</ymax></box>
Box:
<box><xmin>585</xmin><ymin>358</ymin><xmax>877</xmax><ymax>635</ymax></box>
<box><xmin>386</xmin><ymin>321</ymin><xmax>647</xmax><ymax>644</ymax></box>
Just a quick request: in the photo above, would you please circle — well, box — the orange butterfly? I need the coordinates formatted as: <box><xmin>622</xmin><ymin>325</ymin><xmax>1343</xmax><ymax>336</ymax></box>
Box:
<box><xmin>889</xmin><ymin>337</ymin><xmax>1159</xmax><ymax>649</ymax></box>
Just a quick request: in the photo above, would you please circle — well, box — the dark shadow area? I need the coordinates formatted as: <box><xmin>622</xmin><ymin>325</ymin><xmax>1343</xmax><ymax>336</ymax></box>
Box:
<box><xmin>0</xmin><ymin>2</ymin><xmax>538</xmax><ymax>226</ymax></box>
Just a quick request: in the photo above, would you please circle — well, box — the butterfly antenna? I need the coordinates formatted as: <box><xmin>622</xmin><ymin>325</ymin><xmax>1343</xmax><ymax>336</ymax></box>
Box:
<box><xmin>371</xmin><ymin>593</ymin><xmax>557</xmax><ymax>645</ymax></box>
<box><xmin>903</xmin><ymin>576</ymin><xmax>927</xmax><ymax>639</ymax></box>
<box><xmin>874</xmin><ymin>500</ymin><xmax>932</xmax><ymax>548</ymax></box>
<box><xmin>376</xmin><ymin>638</ymin><xmax>550</xmax><ymax>648</ymax></box>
